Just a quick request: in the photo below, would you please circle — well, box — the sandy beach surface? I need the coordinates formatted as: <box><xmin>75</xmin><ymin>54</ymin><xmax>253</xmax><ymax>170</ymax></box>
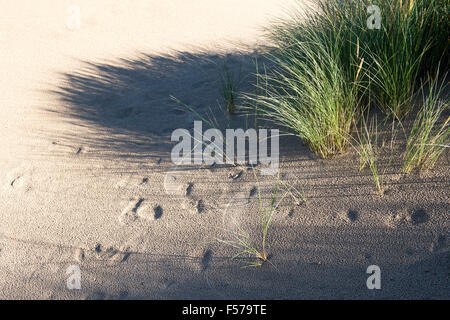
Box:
<box><xmin>0</xmin><ymin>0</ymin><xmax>448</xmax><ymax>299</ymax></box>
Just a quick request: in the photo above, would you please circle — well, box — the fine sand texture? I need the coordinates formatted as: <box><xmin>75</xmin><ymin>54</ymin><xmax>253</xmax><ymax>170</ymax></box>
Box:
<box><xmin>0</xmin><ymin>1</ymin><xmax>448</xmax><ymax>299</ymax></box>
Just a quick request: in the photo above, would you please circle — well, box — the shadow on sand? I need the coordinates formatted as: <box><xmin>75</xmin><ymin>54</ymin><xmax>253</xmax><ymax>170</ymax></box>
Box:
<box><xmin>35</xmin><ymin>48</ymin><xmax>449</xmax><ymax>300</ymax></box>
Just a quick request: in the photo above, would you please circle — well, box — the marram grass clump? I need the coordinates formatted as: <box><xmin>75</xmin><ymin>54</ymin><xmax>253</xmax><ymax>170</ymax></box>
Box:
<box><xmin>250</xmin><ymin>12</ymin><xmax>364</xmax><ymax>158</ymax></box>
<box><xmin>251</xmin><ymin>0</ymin><xmax>449</xmax><ymax>158</ymax></box>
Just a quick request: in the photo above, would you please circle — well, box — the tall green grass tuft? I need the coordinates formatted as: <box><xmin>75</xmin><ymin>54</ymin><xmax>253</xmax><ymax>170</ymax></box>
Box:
<box><xmin>217</xmin><ymin>171</ymin><xmax>305</xmax><ymax>267</ymax></box>
<box><xmin>251</xmin><ymin>0</ymin><xmax>448</xmax><ymax>158</ymax></box>
<box><xmin>403</xmin><ymin>75</ymin><xmax>449</xmax><ymax>173</ymax></box>
<box><xmin>219</xmin><ymin>60</ymin><xmax>242</xmax><ymax>114</ymax></box>
<box><xmin>355</xmin><ymin>113</ymin><xmax>384</xmax><ymax>194</ymax></box>
<box><xmin>365</xmin><ymin>0</ymin><xmax>448</xmax><ymax>119</ymax></box>
<box><xmin>316</xmin><ymin>0</ymin><xmax>448</xmax><ymax>118</ymax></box>
<box><xmin>251</xmin><ymin>7</ymin><xmax>364</xmax><ymax>158</ymax></box>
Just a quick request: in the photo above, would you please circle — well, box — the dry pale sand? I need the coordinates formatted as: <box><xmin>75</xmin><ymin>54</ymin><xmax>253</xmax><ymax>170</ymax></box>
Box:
<box><xmin>0</xmin><ymin>1</ymin><xmax>448</xmax><ymax>299</ymax></box>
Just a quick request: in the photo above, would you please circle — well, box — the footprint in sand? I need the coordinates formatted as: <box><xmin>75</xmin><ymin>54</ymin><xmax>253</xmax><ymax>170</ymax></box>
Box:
<box><xmin>181</xmin><ymin>182</ymin><xmax>206</xmax><ymax>214</ymax></box>
<box><xmin>153</xmin><ymin>205</ymin><xmax>163</xmax><ymax>219</ymax></box>
<box><xmin>94</xmin><ymin>244</ymin><xmax>131</xmax><ymax>264</ymax></box>
<box><xmin>346</xmin><ymin>210</ymin><xmax>358</xmax><ymax>222</ymax></box>
<box><xmin>165</xmin><ymin>164</ymin><xmax>226</xmax><ymax>215</ymax></box>
<box><xmin>337</xmin><ymin>209</ymin><xmax>358</xmax><ymax>223</ymax></box>
<box><xmin>196</xmin><ymin>200</ymin><xmax>205</xmax><ymax>214</ymax></box>
<box><xmin>183</xmin><ymin>197</ymin><xmax>206</xmax><ymax>214</ymax></box>
<box><xmin>84</xmin><ymin>292</ymin><xmax>108</xmax><ymax>300</ymax></box>
<box><xmin>74</xmin><ymin>247</ymin><xmax>85</xmax><ymax>263</ymax></box>
<box><xmin>115</xmin><ymin>175</ymin><xmax>151</xmax><ymax>190</ymax></box>
<box><xmin>10</xmin><ymin>175</ymin><xmax>24</xmax><ymax>188</ymax></box>
<box><xmin>389</xmin><ymin>207</ymin><xmax>430</xmax><ymax>226</ymax></box>
<box><xmin>409</xmin><ymin>208</ymin><xmax>429</xmax><ymax>225</ymax></box>
<box><xmin>7</xmin><ymin>166</ymin><xmax>32</xmax><ymax>192</ymax></box>
<box><xmin>163</xmin><ymin>165</ymin><xmax>187</xmax><ymax>196</ymax></box>
<box><xmin>383</xmin><ymin>210</ymin><xmax>407</xmax><ymax>228</ymax></box>
<box><xmin>119</xmin><ymin>198</ymin><xmax>165</xmax><ymax>223</ymax></box>
<box><xmin>115</xmin><ymin>176</ymin><xmax>132</xmax><ymax>189</ymax></box>
<box><xmin>119</xmin><ymin>198</ymin><xmax>145</xmax><ymax>225</ymax></box>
